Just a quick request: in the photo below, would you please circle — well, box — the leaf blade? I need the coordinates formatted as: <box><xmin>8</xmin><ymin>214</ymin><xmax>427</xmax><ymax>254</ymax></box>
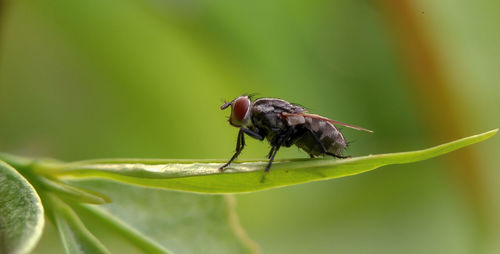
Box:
<box><xmin>0</xmin><ymin>160</ymin><xmax>45</xmax><ymax>254</ymax></box>
<box><xmin>49</xmin><ymin>129</ymin><xmax>497</xmax><ymax>193</ymax></box>
<box><xmin>37</xmin><ymin>176</ymin><xmax>111</xmax><ymax>204</ymax></box>
<box><xmin>45</xmin><ymin>195</ymin><xmax>110</xmax><ymax>254</ymax></box>
<box><xmin>68</xmin><ymin>179</ymin><xmax>257</xmax><ymax>254</ymax></box>
<box><xmin>74</xmin><ymin>204</ymin><xmax>172</xmax><ymax>254</ymax></box>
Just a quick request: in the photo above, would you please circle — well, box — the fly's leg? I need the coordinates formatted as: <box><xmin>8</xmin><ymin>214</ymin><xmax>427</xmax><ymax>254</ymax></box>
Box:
<box><xmin>241</xmin><ymin>127</ymin><xmax>264</xmax><ymax>141</ymax></box>
<box><xmin>326</xmin><ymin>152</ymin><xmax>350</xmax><ymax>159</ymax></box>
<box><xmin>265</xmin><ymin>144</ymin><xmax>281</xmax><ymax>172</ymax></box>
<box><xmin>307</xmin><ymin>129</ymin><xmax>350</xmax><ymax>159</ymax></box>
<box><xmin>265</xmin><ymin>128</ymin><xmax>293</xmax><ymax>172</ymax></box>
<box><xmin>266</xmin><ymin>146</ymin><xmax>275</xmax><ymax>159</ymax></box>
<box><xmin>219</xmin><ymin>129</ymin><xmax>245</xmax><ymax>171</ymax></box>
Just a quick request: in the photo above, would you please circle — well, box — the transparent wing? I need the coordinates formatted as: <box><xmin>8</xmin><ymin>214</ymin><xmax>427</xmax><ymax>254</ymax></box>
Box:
<box><xmin>281</xmin><ymin>112</ymin><xmax>373</xmax><ymax>133</ymax></box>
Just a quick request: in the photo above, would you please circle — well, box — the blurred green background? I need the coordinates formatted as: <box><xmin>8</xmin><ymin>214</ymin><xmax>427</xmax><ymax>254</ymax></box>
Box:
<box><xmin>1</xmin><ymin>0</ymin><xmax>499</xmax><ymax>253</ymax></box>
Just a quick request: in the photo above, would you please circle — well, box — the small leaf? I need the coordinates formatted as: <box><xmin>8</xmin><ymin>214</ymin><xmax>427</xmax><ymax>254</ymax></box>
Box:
<box><xmin>47</xmin><ymin>129</ymin><xmax>497</xmax><ymax>193</ymax></box>
<box><xmin>68</xmin><ymin>179</ymin><xmax>258</xmax><ymax>254</ymax></box>
<box><xmin>37</xmin><ymin>176</ymin><xmax>111</xmax><ymax>204</ymax></box>
<box><xmin>73</xmin><ymin>204</ymin><xmax>171</xmax><ymax>254</ymax></box>
<box><xmin>45</xmin><ymin>194</ymin><xmax>110</xmax><ymax>254</ymax></box>
<box><xmin>0</xmin><ymin>160</ymin><xmax>45</xmax><ymax>254</ymax></box>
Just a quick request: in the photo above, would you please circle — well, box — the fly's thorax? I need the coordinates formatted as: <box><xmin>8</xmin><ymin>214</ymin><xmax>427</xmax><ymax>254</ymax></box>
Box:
<box><xmin>250</xmin><ymin>97</ymin><xmax>306</xmax><ymax>133</ymax></box>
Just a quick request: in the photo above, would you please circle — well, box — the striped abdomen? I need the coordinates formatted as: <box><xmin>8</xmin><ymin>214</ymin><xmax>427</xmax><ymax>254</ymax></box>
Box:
<box><xmin>293</xmin><ymin>118</ymin><xmax>347</xmax><ymax>156</ymax></box>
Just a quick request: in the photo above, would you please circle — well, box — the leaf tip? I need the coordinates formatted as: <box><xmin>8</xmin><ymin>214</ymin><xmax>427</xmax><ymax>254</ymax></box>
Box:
<box><xmin>481</xmin><ymin>128</ymin><xmax>498</xmax><ymax>139</ymax></box>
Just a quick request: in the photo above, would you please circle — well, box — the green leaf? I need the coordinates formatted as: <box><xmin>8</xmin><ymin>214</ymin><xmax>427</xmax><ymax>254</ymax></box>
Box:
<box><xmin>45</xmin><ymin>194</ymin><xmax>110</xmax><ymax>254</ymax></box>
<box><xmin>0</xmin><ymin>160</ymin><xmax>44</xmax><ymax>254</ymax></box>
<box><xmin>68</xmin><ymin>179</ymin><xmax>258</xmax><ymax>254</ymax></box>
<box><xmin>45</xmin><ymin>129</ymin><xmax>497</xmax><ymax>193</ymax></box>
<box><xmin>37</xmin><ymin>176</ymin><xmax>111</xmax><ymax>204</ymax></box>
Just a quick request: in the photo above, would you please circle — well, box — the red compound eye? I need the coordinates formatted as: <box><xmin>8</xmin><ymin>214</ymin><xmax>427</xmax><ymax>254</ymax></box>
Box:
<box><xmin>232</xmin><ymin>97</ymin><xmax>250</xmax><ymax>121</ymax></box>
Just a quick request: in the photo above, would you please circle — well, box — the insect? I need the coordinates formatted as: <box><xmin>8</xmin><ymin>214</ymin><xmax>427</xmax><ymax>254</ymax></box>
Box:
<box><xmin>219</xmin><ymin>95</ymin><xmax>373</xmax><ymax>172</ymax></box>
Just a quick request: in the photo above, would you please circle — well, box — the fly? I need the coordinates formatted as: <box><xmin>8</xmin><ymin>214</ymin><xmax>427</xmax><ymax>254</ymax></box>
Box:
<box><xmin>219</xmin><ymin>95</ymin><xmax>373</xmax><ymax>172</ymax></box>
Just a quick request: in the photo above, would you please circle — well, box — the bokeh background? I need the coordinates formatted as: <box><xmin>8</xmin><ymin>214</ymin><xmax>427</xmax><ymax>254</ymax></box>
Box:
<box><xmin>1</xmin><ymin>0</ymin><xmax>499</xmax><ymax>253</ymax></box>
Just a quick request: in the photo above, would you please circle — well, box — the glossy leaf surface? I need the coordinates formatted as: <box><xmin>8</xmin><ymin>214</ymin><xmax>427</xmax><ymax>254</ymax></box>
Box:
<box><xmin>48</xmin><ymin>129</ymin><xmax>498</xmax><ymax>193</ymax></box>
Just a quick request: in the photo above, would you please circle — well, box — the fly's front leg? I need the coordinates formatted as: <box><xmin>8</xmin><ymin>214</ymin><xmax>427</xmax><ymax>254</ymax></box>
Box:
<box><xmin>241</xmin><ymin>127</ymin><xmax>264</xmax><ymax>140</ymax></box>
<box><xmin>219</xmin><ymin>129</ymin><xmax>245</xmax><ymax>171</ymax></box>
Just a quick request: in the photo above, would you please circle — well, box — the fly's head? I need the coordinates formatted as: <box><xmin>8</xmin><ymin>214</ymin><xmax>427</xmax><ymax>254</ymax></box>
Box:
<box><xmin>221</xmin><ymin>95</ymin><xmax>252</xmax><ymax>128</ymax></box>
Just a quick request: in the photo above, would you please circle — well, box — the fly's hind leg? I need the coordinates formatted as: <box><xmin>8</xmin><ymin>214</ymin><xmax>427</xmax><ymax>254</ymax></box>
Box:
<box><xmin>307</xmin><ymin>129</ymin><xmax>350</xmax><ymax>159</ymax></box>
<box><xmin>325</xmin><ymin>152</ymin><xmax>351</xmax><ymax>159</ymax></box>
